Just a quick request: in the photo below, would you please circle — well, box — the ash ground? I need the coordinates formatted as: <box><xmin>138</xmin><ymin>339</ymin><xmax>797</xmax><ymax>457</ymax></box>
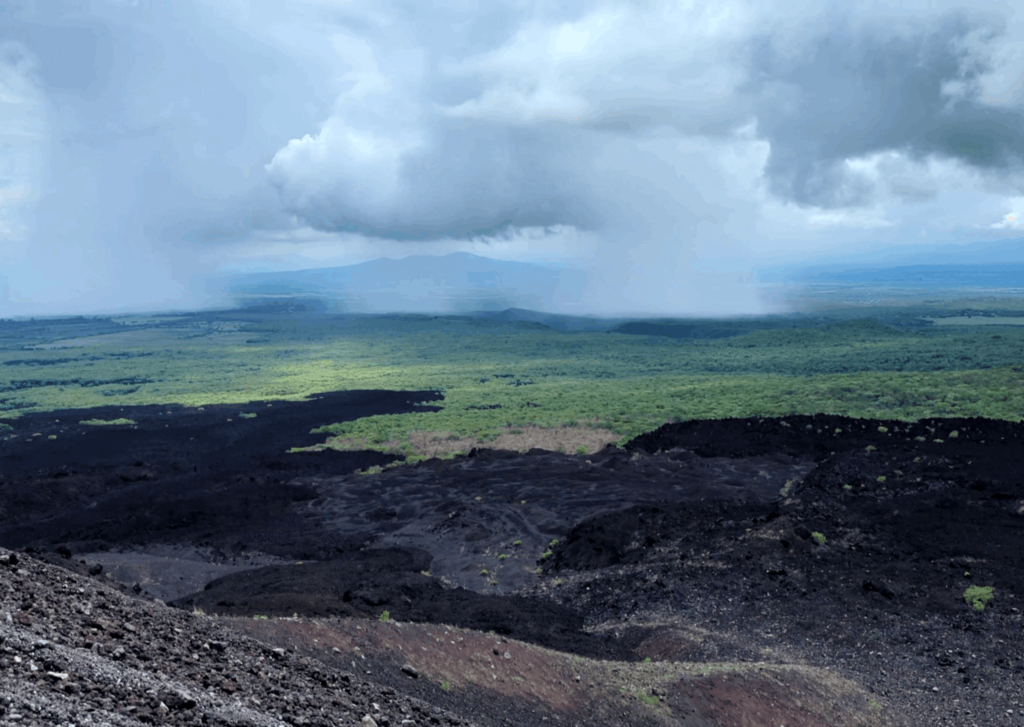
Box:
<box><xmin>2</xmin><ymin>392</ymin><xmax>1022</xmax><ymax>725</ymax></box>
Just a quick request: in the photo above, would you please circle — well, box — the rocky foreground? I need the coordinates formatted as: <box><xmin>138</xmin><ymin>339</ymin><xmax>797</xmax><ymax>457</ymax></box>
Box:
<box><xmin>3</xmin><ymin>545</ymin><xmax>898</xmax><ymax>727</ymax></box>
<box><xmin>1</xmin><ymin>547</ymin><xmax>469</xmax><ymax>727</ymax></box>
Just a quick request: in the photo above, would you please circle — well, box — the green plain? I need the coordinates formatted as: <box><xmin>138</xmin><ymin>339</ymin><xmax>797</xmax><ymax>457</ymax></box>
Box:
<box><xmin>1</xmin><ymin>303</ymin><xmax>1023</xmax><ymax>458</ymax></box>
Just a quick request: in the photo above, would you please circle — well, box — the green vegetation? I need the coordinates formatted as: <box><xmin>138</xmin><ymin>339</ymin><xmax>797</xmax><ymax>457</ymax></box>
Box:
<box><xmin>811</xmin><ymin>531</ymin><xmax>827</xmax><ymax>545</ymax></box>
<box><xmin>378</xmin><ymin>610</ymin><xmax>391</xmax><ymax>622</ymax></box>
<box><xmin>963</xmin><ymin>586</ymin><xmax>995</xmax><ymax>611</ymax></box>
<box><xmin>636</xmin><ymin>691</ymin><xmax>660</xmax><ymax>706</ymax></box>
<box><xmin>512</xmin><ymin>539</ymin><xmax>523</xmax><ymax>547</ymax></box>
<box><xmin>540</xmin><ymin>550</ymin><xmax>553</xmax><ymax>560</ymax></box>
<box><xmin>239</xmin><ymin>412</ymin><xmax>258</xmax><ymax>419</ymax></box>
<box><xmin>3</xmin><ymin>304</ymin><xmax>1024</xmax><ymax>458</ymax></box>
<box><xmin>440</xmin><ymin>681</ymin><xmax>452</xmax><ymax>692</ymax></box>
<box><xmin>79</xmin><ymin>418</ymin><xmax>136</xmax><ymax>426</ymax></box>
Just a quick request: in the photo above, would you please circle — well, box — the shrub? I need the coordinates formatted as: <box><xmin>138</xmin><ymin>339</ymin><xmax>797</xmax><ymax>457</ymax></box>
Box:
<box><xmin>811</xmin><ymin>531</ymin><xmax>827</xmax><ymax>545</ymax></box>
<box><xmin>378</xmin><ymin>610</ymin><xmax>391</xmax><ymax>622</ymax></box>
<box><xmin>963</xmin><ymin>586</ymin><xmax>995</xmax><ymax>611</ymax></box>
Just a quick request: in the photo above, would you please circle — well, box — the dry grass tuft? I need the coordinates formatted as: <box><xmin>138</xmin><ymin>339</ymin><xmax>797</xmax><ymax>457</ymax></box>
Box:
<box><xmin>322</xmin><ymin>423</ymin><xmax>624</xmax><ymax>459</ymax></box>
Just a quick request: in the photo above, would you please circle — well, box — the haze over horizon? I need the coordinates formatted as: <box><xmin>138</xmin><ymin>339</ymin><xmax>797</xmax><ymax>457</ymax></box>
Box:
<box><xmin>4</xmin><ymin>0</ymin><xmax>1024</xmax><ymax>317</ymax></box>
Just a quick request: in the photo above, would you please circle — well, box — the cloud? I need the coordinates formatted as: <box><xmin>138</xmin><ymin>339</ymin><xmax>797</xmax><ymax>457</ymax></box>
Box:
<box><xmin>0</xmin><ymin>39</ymin><xmax>47</xmax><ymax>250</ymax></box>
<box><xmin>989</xmin><ymin>200</ymin><xmax>1024</xmax><ymax>229</ymax></box>
<box><xmin>266</xmin><ymin>1</ymin><xmax>1024</xmax><ymax>245</ymax></box>
<box><xmin>6</xmin><ymin>0</ymin><xmax>1024</xmax><ymax>315</ymax></box>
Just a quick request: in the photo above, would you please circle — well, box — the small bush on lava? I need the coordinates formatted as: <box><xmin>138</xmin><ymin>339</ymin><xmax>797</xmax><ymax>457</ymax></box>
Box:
<box><xmin>963</xmin><ymin>586</ymin><xmax>995</xmax><ymax>611</ymax></box>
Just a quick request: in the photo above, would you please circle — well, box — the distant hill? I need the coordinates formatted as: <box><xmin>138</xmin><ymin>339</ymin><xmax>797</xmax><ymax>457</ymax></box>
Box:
<box><xmin>224</xmin><ymin>253</ymin><xmax>589</xmax><ymax>314</ymax></box>
<box><xmin>785</xmin><ymin>263</ymin><xmax>1024</xmax><ymax>288</ymax></box>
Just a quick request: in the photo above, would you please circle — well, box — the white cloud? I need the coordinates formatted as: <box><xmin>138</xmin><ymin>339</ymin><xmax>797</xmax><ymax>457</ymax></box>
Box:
<box><xmin>989</xmin><ymin>200</ymin><xmax>1024</xmax><ymax>229</ymax></box>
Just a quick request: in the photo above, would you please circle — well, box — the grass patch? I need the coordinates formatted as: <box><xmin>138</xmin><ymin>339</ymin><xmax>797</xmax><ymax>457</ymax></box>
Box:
<box><xmin>636</xmin><ymin>691</ymin><xmax>660</xmax><ymax>706</ymax></box>
<box><xmin>79</xmin><ymin>418</ymin><xmax>136</xmax><ymax>426</ymax></box>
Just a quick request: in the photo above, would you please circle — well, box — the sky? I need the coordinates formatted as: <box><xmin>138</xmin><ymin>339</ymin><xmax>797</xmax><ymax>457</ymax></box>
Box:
<box><xmin>3</xmin><ymin>0</ymin><xmax>1024</xmax><ymax>316</ymax></box>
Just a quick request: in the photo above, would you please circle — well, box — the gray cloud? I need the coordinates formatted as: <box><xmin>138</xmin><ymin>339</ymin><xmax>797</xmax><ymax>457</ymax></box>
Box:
<box><xmin>744</xmin><ymin>13</ymin><xmax>1024</xmax><ymax>208</ymax></box>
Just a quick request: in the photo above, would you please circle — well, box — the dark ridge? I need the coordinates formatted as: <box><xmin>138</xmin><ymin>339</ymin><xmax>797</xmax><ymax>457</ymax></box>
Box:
<box><xmin>171</xmin><ymin>549</ymin><xmax>635</xmax><ymax>661</ymax></box>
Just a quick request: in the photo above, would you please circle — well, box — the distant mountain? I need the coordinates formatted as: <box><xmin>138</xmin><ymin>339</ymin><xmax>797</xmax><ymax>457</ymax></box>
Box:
<box><xmin>783</xmin><ymin>263</ymin><xmax>1024</xmax><ymax>288</ymax></box>
<box><xmin>756</xmin><ymin>237</ymin><xmax>1024</xmax><ymax>285</ymax></box>
<box><xmin>224</xmin><ymin>253</ymin><xmax>589</xmax><ymax>314</ymax></box>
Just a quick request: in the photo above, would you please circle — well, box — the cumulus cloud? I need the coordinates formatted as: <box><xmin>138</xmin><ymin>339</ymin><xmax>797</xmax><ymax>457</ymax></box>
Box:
<box><xmin>267</xmin><ymin>1</ymin><xmax>1024</xmax><ymax>238</ymax></box>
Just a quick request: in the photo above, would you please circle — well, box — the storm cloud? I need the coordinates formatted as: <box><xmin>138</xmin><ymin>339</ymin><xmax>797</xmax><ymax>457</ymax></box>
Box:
<box><xmin>3</xmin><ymin>1</ymin><xmax>1024</xmax><ymax>315</ymax></box>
